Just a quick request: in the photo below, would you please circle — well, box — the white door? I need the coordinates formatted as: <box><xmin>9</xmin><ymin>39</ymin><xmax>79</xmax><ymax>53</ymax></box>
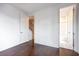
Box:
<box><xmin>60</xmin><ymin>5</ymin><xmax>74</xmax><ymax>50</ymax></box>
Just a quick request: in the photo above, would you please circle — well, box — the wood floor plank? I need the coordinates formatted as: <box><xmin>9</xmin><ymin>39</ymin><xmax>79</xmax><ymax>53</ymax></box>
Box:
<box><xmin>0</xmin><ymin>40</ymin><xmax>78</xmax><ymax>56</ymax></box>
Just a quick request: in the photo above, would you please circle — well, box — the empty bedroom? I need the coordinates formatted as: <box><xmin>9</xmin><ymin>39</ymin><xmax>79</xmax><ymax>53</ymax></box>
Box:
<box><xmin>0</xmin><ymin>3</ymin><xmax>79</xmax><ymax>56</ymax></box>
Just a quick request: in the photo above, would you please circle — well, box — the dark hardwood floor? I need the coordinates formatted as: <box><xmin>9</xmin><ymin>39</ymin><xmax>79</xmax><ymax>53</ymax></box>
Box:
<box><xmin>59</xmin><ymin>48</ymin><xmax>79</xmax><ymax>56</ymax></box>
<box><xmin>0</xmin><ymin>40</ymin><xmax>78</xmax><ymax>56</ymax></box>
<box><xmin>29</xmin><ymin>44</ymin><xmax>59</xmax><ymax>56</ymax></box>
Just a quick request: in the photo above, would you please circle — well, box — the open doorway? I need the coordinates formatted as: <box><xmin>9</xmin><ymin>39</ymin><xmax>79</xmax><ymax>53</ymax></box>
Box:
<box><xmin>59</xmin><ymin>5</ymin><xmax>74</xmax><ymax>55</ymax></box>
<box><xmin>29</xmin><ymin>16</ymin><xmax>34</xmax><ymax>47</ymax></box>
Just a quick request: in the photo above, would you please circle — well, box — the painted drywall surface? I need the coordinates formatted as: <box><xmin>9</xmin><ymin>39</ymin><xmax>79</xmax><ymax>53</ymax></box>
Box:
<box><xmin>76</xmin><ymin>4</ymin><xmax>79</xmax><ymax>53</ymax></box>
<box><xmin>33</xmin><ymin>7</ymin><xmax>59</xmax><ymax>48</ymax></box>
<box><xmin>0</xmin><ymin>4</ymin><xmax>32</xmax><ymax>51</ymax></box>
<box><xmin>72</xmin><ymin>5</ymin><xmax>78</xmax><ymax>53</ymax></box>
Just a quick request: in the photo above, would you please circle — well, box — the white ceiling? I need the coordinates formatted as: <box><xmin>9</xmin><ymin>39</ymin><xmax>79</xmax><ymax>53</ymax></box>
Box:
<box><xmin>11</xmin><ymin>3</ymin><xmax>54</xmax><ymax>14</ymax></box>
<box><xmin>11</xmin><ymin>3</ymin><xmax>74</xmax><ymax>14</ymax></box>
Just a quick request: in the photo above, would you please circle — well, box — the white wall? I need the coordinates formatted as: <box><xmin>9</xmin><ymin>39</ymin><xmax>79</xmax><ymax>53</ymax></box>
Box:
<box><xmin>72</xmin><ymin>4</ymin><xmax>78</xmax><ymax>53</ymax></box>
<box><xmin>0</xmin><ymin>4</ymin><xmax>32</xmax><ymax>51</ymax></box>
<box><xmin>76</xmin><ymin>4</ymin><xmax>79</xmax><ymax>53</ymax></box>
<box><xmin>33</xmin><ymin>6</ymin><xmax>59</xmax><ymax>48</ymax></box>
<box><xmin>70</xmin><ymin>4</ymin><xmax>79</xmax><ymax>54</ymax></box>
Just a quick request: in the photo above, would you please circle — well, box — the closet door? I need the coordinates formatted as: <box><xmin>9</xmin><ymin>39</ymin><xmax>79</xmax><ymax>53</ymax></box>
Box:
<box><xmin>60</xmin><ymin>5</ymin><xmax>74</xmax><ymax>50</ymax></box>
